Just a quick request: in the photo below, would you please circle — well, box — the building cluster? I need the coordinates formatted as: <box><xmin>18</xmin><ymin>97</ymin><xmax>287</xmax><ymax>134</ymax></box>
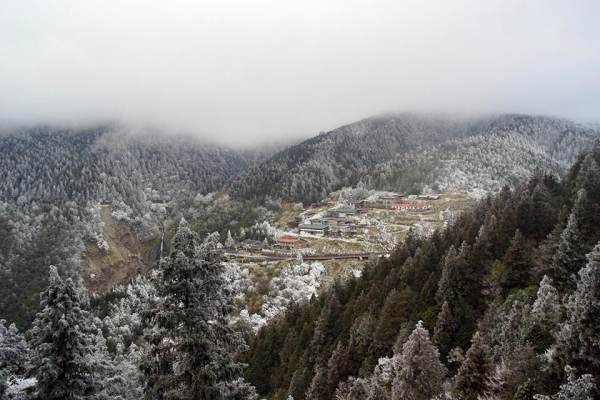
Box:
<box><xmin>295</xmin><ymin>193</ymin><xmax>438</xmax><ymax>237</ymax></box>
<box><xmin>238</xmin><ymin>236</ymin><xmax>310</xmax><ymax>254</ymax></box>
<box><xmin>233</xmin><ymin>193</ymin><xmax>441</xmax><ymax>254</ymax></box>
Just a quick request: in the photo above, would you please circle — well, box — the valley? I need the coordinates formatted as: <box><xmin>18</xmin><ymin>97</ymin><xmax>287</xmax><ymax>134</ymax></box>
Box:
<box><xmin>3</xmin><ymin>3</ymin><xmax>600</xmax><ymax>398</ymax></box>
<box><xmin>0</xmin><ymin>114</ymin><xmax>599</xmax><ymax>399</ymax></box>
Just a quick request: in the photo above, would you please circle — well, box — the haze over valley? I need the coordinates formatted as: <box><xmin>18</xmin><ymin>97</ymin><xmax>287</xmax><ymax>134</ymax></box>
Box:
<box><xmin>1</xmin><ymin>1</ymin><xmax>600</xmax><ymax>399</ymax></box>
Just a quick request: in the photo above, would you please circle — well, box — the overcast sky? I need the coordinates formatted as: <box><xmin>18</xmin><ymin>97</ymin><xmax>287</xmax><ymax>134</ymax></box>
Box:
<box><xmin>1</xmin><ymin>0</ymin><xmax>599</xmax><ymax>146</ymax></box>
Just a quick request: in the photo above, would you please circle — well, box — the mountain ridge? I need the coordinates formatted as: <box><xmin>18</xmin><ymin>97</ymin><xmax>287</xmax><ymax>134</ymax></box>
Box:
<box><xmin>227</xmin><ymin>113</ymin><xmax>598</xmax><ymax>203</ymax></box>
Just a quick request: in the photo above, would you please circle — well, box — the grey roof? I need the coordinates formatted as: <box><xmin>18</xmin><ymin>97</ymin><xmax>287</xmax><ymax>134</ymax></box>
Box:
<box><xmin>333</xmin><ymin>208</ymin><xmax>358</xmax><ymax>213</ymax></box>
<box><xmin>299</xmin><ymin>224</ymin><xmax>328</xmax><ymax>230</ymax></box>
<box><xmin>316</xmin><ymin>217</ymin><xmax>350</xmax><ymax>222</ymax></box>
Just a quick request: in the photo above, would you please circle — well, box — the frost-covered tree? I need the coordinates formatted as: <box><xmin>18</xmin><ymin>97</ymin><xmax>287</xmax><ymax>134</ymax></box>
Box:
<box><xmin>391</xmin><ymin>321</ymin><xmax>446</xmax><ymax>400</ymax></box>
<box><xmin>0</xmin><ymin>321</ymin><xmax>30</xmax><ymax>376</ymax></box>
<box><xmin>534</xmin><ymin>366</ymin><xmax>596</xmax><ymax>400</ymax></box>
<box><xmin>28</xmin><ymin>266</ymin><xmax>101</xmax><ymax>399</ymax></box>
<box><xmin>140</xmin><ymin>219</ymin><xmax>255</xmax><ymax>399</ymax></box>
<box><xmin>306</xmin><ymin>364</ymin><xmax>329</xmax><ymax>400</ymax></box>
<box><xmin>453</xmin><ymin>331</ymin><xmax>490</xmax><ymax>400</ymax></box>
<box><xmin>432</xmin><ymin>301</ymin><xmax>453</xmax><ymax>362</ymax></box>
<box><xmin>0</xmin><ymin>320</ymin><xmax>31</xmax><ymax>397</ymax></box>
<box><xmin>296</xmin><ymin>251</ymin><xmax>304</xmax><ymax>266</ymax></box>
<box><xmin>532</xmin><ymin>276</ymin><xmax>563</xmax><ymax>332</ymax></box>
<box><xmin>226</xmin><ymin>230</ymin><xmax>235</xmax><ymax>249</ymax></box>
<box><xmin>549</xmin><ymin>214</ymin><xmax>587</xmax><ymax>293</ymax></box>
<box><xmin>555</xmin><ymin>242</ymin><xmax>600</xmax><ymax>378</ymax></box>
<box><xmin>104</xmin><ymin>344</ymin><xmax>143</xmax><ymax>400</ymax></box>
<box><xmin>335</xmin><ymin>375</ymin><xmax>390</xmax><ymax>400</ymax></box>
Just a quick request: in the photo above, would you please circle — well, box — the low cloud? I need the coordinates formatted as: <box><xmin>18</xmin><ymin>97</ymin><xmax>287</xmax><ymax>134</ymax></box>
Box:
<box><xmin>1</xmin><ymin>0</ymin><xmax>599</xmax><ymax>146</ymax></box>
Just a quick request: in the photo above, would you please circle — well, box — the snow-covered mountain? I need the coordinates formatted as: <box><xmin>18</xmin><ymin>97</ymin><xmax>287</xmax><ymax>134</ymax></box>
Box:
<box><xmin>227</xmin><ymin>114</ymin><xmax>598</xmax><ymax>203</ymax></box>
<box><xmin>0</xmin><ymin>125</ymin><xmax>247</xmax><ymax>327</ymax></box>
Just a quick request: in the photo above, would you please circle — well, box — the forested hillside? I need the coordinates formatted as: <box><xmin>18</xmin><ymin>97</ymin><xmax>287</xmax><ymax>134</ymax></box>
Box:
<box><xmin>228</xmin><ymin>114</ymin><xmax>598</xmax><ymax>203</ymax></box>
<box><xmin>227</xmin><ymin>114</ymin><xmax>472</xmax><ymax>204</ymax></box>
<box><xmin>243</xmin><ymin>143</ymin><xmax>600</xmax><ymax>399</ymax></box>
<box><xmin>355</xmin><ymin>115</ymin><xmax>597</xmax><ymax>195</ymax></box>
<box><xmin>0</xmin><ymin>125</ymin><xmax>247</xmax><ymax>328</ymax></box>
<box><xmin>1</xmin><ymin>132</ymin><xmax>599</xmax><ymax>399</ymax></box>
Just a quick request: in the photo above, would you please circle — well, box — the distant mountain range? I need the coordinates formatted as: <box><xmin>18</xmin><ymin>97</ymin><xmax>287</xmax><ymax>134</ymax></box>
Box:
<box><xmin>226</xmin><ymin>114</ymin><xmax>599</xmax><ymax>202</ymax></box>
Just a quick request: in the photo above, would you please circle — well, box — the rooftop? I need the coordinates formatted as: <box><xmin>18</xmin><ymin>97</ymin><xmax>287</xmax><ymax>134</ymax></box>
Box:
<box><xmin>299</xmin><ymin>224</ymin><xmax>328</xmax><ymax>230</ymax></box>
<box><xmin>333</xmin><ymin>207</ymin><xmax>357</xmax><ymax>213</ymax></box>
<box><xmin>277</xmin><ymin>236</ymin><xmax>303</xmax><ymax>243</ymax></box>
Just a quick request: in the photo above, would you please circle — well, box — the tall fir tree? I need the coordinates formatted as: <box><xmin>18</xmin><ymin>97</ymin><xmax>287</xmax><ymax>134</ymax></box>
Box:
<box><xmin>141</xmin><ymin>219</ymin><xmax>255</xmax><ymax>400</ymax></box>
<box><xmin>555</xmin><ymin>242</ymin><xmax>600</xmax><ymax>381</ymax></box>
<box><xmin>0</xmin><ymin>320</ymin><xmax>30</xmax><ymax>376</ymax></box>
<box><xmin>0</xmin><ymin>320</ymin><xmax>31</xmax><ymax>397</ymax></box>
<box><xmin>502</xmin><ymin>230</ymin><xmax>533</xmax><ymax>290</ymax></box>
<box><xmin>531</xmin><ymin>276</ymin><xmax>563</xmax><ymax>333</ymax></box>
<box><xmin>391</xmin><ymin>321</ymin><xmax>447</xmax><ymax>400</ymax></box>
<box><xmin>225</xmin><ymin>230</ymin><xmax>235</xmax><ymax>249</ymax></box>
<box><xmin>28</xmin><ymin>266</ymin><xmax>101</xmax><ymax>399</ymax></box>
<box><xmin>549</xmin><ymin>214</ymin><xmax>587</xmax><ymax>294</ymax></box>
<box><xmin>453</xmin><ymin>331</ymin><xmax>491</xmax><ymax>400</ymax></box>
<box><xmin>535</xmin><ymin>366</ymin><xmax>596</xmax><ymax>400</ymax></box>
<box><xmin>432</xmin><ymin>301</ymin><xmax>454</xmax><ymax>362</ymax></box>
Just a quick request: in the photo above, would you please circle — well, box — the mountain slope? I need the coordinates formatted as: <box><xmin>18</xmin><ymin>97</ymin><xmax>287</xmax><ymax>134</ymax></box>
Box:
<box><xmin>227</xmin><ymin>114</ymin><xmax>472</xmax><ymax>203</ymax></box>
<box><xmin>0</xmin><ymin>125</ymin><xmax>247</xmax><ymax>327</ymax></box>
<box><xmin>228</xmin><ymin>114</ymin><xmax>598</xmax><ymax>202</ymax></box>
<box><xmin>358</xmin><ymin>114</ymin><xmax>599</xmax><ymax>195</ymax></box>
<box><xmin>243</xmin><ymin>145</ymin><xmax>600</xmax><ymax>399</ymax></box>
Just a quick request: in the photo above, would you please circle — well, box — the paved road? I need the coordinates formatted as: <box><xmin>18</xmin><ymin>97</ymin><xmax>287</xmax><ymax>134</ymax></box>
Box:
<box><xmin>224</xmin><ymin>251</ymin><xmax>386</xmax><ymax>262</ymax></box>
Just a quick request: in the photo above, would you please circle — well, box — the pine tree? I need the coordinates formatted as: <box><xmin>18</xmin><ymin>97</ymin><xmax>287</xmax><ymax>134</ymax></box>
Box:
<box><xmin>0</xmin><ymin>320</ymin><xmax>30</xmax><ymax>376</ymax></box>
<box><xmin>502</xmin><ymin>230</ymin><xmax>533</xmax><ymax>290</ymax></box>
<box><xmin>140</xmin><ymin>219</ymin><xmax>255</xmax><ymax>399</ymax></box>
<box><xmin>391</xmin><ymin>321</ymin><xmax>447</xmax><ymax>400</ymax></box>
<box><xmin>531</xmin><ymin>276</ymin><xmax>563</xmax><ymax>332</ymax></box>
<box><xmin>432</xmin><ymin>301</ymin><xmax>453</xmax><ymax>362</ymax></box>
<box><xmin>549</xmin><ymin>214</ymin><xmax>587</xmax><ymax>293</ymax></box>
<box><xmin>287</xmin><ymin>360</ymin><xmax>310</xmax><ymax>400</ymax></box>
<box><xmin>570</xmin><ymin>189</ymin><xmax>595</xmax><ymax>246</ymax></box>
<box><xmin>29</xmin><ymin>265</ymin><xmax>100</xmax><ymax>399</ymax></box>
<box><xmin>534</xmin><ymin>366</ymin><xmax>596</xmax><ymax>400</ymax></box>
<box><xmin>225</xmin><ymin>230</ymin><xmax>235</xmax><ymax>249</ymax></box>
<box><xmin>106</xmin><ymin>344</ymin><xmax>144</xmax><ymax>400</ymax></box>
<box><xmin>512</xmin><ymin>379</ymin><xmax>534</xmax><ymax>400</ymax></box>
<box><xmin>305</xmin><ymin>364</ymin><xmax>328</xmax><ymax>400</ymax></box>
<box><xmin>495</xmin><ymin>301</ymin><xmax>526</xmax><ymax>361</ymax></box>
<box><xmin>453</xmin><ymin>331</ymin><xmax>491</xmax><ymax>400</ymax></box>
<box><xmin>326</xmin><ymin>341</ymin><xmax>350</xmax><ymax>396</ymax></box>
<box><xmin>0</xmin><ymin>320</ymin><xmax>31</xmax><ymax>397</ymax></box>
<box><xmin>555</xmin><ymin>242</ymin><xmax>600</xmax><ymax>379</ymax></box>
<box><xmin>436</xmin><ymin>246</ymin><xmax>459</xmax><ymax>306</ymax></box>
<box><xmin>296</xmin><ymin>251</ymin><xmax>304</xmax><ymax>266</ymax></box>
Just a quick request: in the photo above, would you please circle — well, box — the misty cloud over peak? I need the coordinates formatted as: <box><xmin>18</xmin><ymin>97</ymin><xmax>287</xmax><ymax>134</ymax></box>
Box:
<box><xmin>1</xmin><ymin>0</ymin><xmax>599</xmax><ymax>145</ymax></box>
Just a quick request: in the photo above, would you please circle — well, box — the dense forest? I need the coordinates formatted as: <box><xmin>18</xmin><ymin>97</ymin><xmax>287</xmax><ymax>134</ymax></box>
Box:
<box><xmin>227</xmin><ymin>114</ymin><xmax>471</xmax><ymax>204</ymax></box>
<box><xmin>228</xmin><ymin>114</ymin><xmax>598</xmax><ymax>203</ymax></box>
<box><xmin>0</xmin><ymin>125</ymin><xmax>248</xmax><ymax>328</ymax></box>
<box><xmin>243</xmin><ymin>143</ymin><xmax>600</xmax><ymax>399</ymax></box>
<box><xmin>1</xmin><ymin>120</ymin><xmax>599</xmax><ymax>399</ymax></box>
<box><xmin>352</xmin><ymin>115</ymin><xmax>596</xmax><ymax>195</ymax></box>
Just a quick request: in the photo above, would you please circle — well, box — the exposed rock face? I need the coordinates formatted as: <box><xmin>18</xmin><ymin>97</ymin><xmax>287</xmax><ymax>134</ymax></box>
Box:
<box><xmin>83</xmin><ymin>205</ymin><xmax>158</xmax><ymax>293</ymax></box>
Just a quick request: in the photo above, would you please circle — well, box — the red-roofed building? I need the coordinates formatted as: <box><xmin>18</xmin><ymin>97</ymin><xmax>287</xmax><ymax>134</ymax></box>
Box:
<box><xmin>276</xmin><ymin>236</ymin><xmax>309</xmax><ymax>250</ymax></box>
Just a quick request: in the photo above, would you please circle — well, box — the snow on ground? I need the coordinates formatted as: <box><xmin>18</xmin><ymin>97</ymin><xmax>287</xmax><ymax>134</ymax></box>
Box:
<box><xmin>231</xmin><ymin>260</ymin><xmax>325</xmax><ymax>332</ymax></box>
<box><xmin>5</xmin><ymin>377</ymin><xmax>37</xmax><ymax>397</ymax></box>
